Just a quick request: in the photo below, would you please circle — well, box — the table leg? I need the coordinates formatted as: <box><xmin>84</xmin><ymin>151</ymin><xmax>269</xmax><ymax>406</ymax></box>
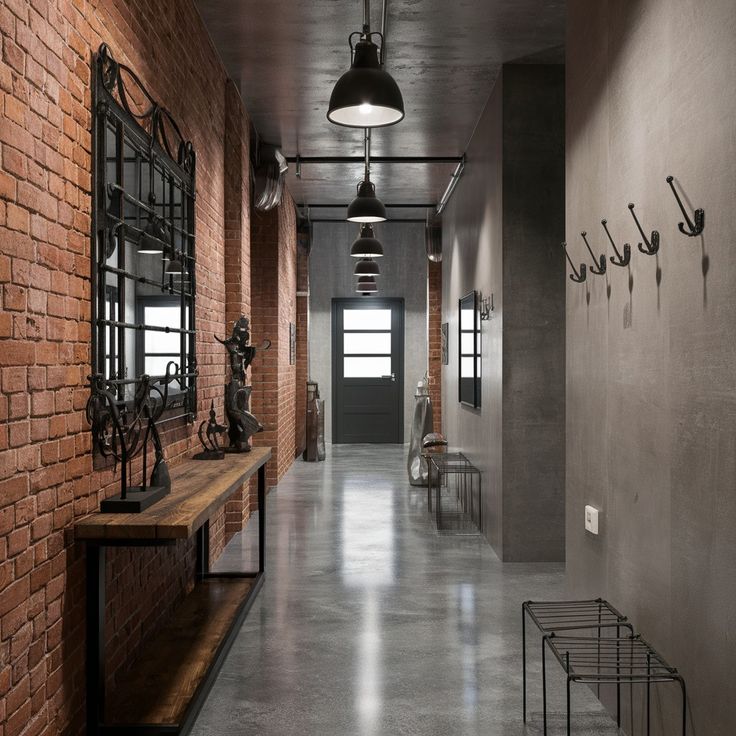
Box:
<box><xmin>258</xmin><ymin>463</ymin><xmax>266</xmax><ymax>573</ymax></box>
<box><xmin>196</xmin><ymin>519</ymin><xmax>210</xmax><ymax>580</ymax></box>
<box><xmin>86</xmin><ymin>544</ymin><xmax>106</xmax><ymax>736</ymax></box>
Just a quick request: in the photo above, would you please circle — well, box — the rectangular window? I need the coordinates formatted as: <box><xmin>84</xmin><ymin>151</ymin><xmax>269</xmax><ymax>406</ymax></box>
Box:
<box><xmin>343</xmin><ymin>332</ymin><xmax>391</xmax><ymax>355</ymax></box>
<box><xmin>344</xmin><ymin>308</ymin><xmax>391</xmax><ymax>331</ymax></box>
<box><xmin>344</xmin><ymin>356</ymin><xmax>392</xmax><ymax>378</ymax></box>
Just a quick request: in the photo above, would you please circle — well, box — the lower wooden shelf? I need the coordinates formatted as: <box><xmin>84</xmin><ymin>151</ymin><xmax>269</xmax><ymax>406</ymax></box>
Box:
<box><xmin>107</xmin><ymin>576</ymin><xmax>256</xmax><ymax>727</ymax></box>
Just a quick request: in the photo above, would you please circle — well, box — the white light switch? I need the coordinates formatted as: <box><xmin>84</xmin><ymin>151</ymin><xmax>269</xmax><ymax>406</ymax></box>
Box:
<box><xmin>584</xmin><ymin>505</ymin><xmax>599</xmax><ymax>535</ymax></box>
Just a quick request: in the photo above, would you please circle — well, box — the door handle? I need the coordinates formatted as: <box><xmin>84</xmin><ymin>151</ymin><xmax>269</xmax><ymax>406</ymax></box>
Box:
<box><xmin>381</xmin><ymin>373</ymin><xmax>396</xmax><ymax>382</ymax></box>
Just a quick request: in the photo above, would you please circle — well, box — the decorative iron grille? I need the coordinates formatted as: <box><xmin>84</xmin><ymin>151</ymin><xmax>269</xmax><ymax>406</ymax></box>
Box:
<box><xmin>90</xmin><ymin>43</ymin><xmax>197</xmax><ymax>440</ymax></box>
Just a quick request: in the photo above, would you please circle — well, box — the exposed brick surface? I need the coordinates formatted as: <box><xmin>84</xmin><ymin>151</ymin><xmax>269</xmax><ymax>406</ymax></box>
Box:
<box><xmin>294</xmin><ymin>233</ymin><xmax>309</xmax><ymax>457</ymax></box>
<box><xmin>428</xmin><ymin>260</ymin><xmax>443</xmax><ymax>430</ymax></box>
<box><xmin>250</xmin><ymin>197</ymin><xmax>298</xmax><ymax>489</ymax></box>
<box><xmin>0</xmin><ymin>2</ymin><xmax>265</xmax><ymax>733</ymax></box>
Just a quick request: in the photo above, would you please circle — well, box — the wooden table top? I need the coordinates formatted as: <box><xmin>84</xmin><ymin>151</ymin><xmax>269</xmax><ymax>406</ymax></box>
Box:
<box><xmin>75</xmin><ymin>446</ymin><xmax>271</xmax><ymax>542</ymax></box>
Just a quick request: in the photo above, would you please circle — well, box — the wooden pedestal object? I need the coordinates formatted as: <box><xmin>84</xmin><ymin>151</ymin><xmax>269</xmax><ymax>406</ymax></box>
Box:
<box><xmin>76</xmin><ymin>447</ymin><xmax>271</xmax><ymax>736</ymax></box>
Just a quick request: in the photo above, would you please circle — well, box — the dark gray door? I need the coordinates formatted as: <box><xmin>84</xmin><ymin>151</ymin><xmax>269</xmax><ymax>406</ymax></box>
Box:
<box><xmin>332</xmin><ymin>298</ymin><xmax>404</xmax><ymax>443</ymax></box>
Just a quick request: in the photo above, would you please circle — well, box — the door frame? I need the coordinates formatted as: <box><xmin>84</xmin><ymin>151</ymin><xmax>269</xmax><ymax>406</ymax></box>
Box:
<box><xmin>331</xmin><ymin>297</ymin><xmax>405</xmax><ymax>444</ymax></box>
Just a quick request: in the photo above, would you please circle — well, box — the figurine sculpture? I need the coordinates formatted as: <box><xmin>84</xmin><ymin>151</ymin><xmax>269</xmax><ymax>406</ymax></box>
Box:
<box><xmin>214</xmin><ymin>316</ymin><xmax>270</xmax><ymax>453</ymax></box>
<box><xmin>86</xmin><ymin>369</ymin><xmax>176</xmax><ymax>512</ymax></box>
<box><xmin>407</xmin><ymin>373</ymin><xmax>434</xmax><ymax>486</ymax></box>
<box><xmin>193</xmin><ymin>401</ymin><xmax>228</xmax><ymax>460</ymax></box>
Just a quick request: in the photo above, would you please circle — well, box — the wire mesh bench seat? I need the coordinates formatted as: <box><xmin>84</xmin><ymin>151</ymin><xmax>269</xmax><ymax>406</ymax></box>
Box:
<box><xmin>522</xmin><ymin>599</ymin><xmax>633</xmax><ymax>726</ymax></box>
<box><xmin>542</xmin><ymin>632</ymin><xmax>686</xmax><ymax>736</ymax></box>
<box><xmin>425</xmin><ymin>452</ymin><xmax>481</xmax><ymax>533</ymax></box>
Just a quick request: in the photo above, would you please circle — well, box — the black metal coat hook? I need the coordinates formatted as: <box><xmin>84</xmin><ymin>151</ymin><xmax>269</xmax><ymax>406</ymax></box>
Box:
<box><xmin>628</xmin><ymin>203</ymin><xmax>660</xmax><ymax>255</ymax></box>
<box><xmin>601</xmin><ymin>219</ymin><xmax>631</xmax><ymax>267</ymax></box>
<box><xmin>666</xmin><ymin>176</ymin><xmax>704</xmax><ymax>237</ymax></box>
<box><xmin>562</xmin><ymin>242</ymin><xmax>587</xmax><ymax>283</ymax></box>
<box><xmin>580</xmin><ymin>231</ymin><xmax>606</xmax><ymax>275</ymax></box>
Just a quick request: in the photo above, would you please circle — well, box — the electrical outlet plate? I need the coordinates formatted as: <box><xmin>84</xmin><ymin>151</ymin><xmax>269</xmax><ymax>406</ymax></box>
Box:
<box><xmin>584</xmin><ymin>505</ymin><xmax>599</xmax><ymax>535</ymax></box>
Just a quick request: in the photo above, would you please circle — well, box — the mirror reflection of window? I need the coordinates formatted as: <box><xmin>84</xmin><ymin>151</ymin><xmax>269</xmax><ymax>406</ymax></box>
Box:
<box><xmin>459</xmin><ymin>292</ymin><xmax>481</xmax><ymax>408</ymax></box>
<box><xmin>95</xmin><ymin>95</ymin><xmax>196</xmax><ymax>420</ymax></box>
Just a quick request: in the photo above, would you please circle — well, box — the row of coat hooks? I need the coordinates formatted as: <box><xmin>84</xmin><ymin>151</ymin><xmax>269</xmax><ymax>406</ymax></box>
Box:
<box><xmin>563</xmin><ymin>175</ymin><xmax>705</xmax><ymax>283</ymax></box>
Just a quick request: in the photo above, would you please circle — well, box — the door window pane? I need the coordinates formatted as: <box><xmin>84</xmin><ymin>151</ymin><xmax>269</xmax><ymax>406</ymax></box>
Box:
<box><xmin>343</xmin><ymin>332</ymin><xmax>391</xmax><ymax>355</ymax></box>
<box><xmin>344</xmin><ymin>308</ymin><xmax>391</xmax><ymax>331</ymax></box>
<box><xmin>344</xmin><ymin>356</ymin><xmax>392</xmax><ymax>378</ymax></box>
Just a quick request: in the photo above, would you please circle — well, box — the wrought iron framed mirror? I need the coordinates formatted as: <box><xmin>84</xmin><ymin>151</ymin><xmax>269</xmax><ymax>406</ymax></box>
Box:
<box><xmin>459</xmin><ymin>290</ymin><xmax>481</xmax><ymax>408</ymax></box>
<box><xmin>90</xmin><ymin>43</ymin><xmax>197</xmax><ymax>454</ymax></box>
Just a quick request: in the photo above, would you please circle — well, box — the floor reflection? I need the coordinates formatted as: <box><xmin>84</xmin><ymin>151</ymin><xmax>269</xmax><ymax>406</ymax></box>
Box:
<box><xmin>198</xmin><ymin>444</ymin><xmax>615</xmax><ymax>736</ymax></box>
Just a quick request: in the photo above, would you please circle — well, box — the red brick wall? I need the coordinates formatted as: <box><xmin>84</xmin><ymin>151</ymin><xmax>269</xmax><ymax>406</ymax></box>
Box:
<box><xmin>219</xmin><ymin>80</ymin><xmax>253</xmax><ymax>550</ymax></box>
<box><xmin>428</xmin><ymin>260</ymin><xmax>443</xmax><ymax>431</ymax></box>
<box><xmin>0</xmin><ymin>2</ymin><xmax>260</xmax><ymax>733</ymax></box>
<box><xmin>294</xmin><ymin>232</ymin><xmax>309</xmax><ymax>457</ymax></box>
<box><xmin>250</xmin><ymin>194</ymin><xmax>297</xmax><ymax>488</ymax></box>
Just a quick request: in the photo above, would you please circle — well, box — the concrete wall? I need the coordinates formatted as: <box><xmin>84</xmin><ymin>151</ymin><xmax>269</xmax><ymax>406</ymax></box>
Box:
<box><xmin>565</xmin><ymin>0</ymin><xmax>736</xmax><ymax>733</ymax></box>
<box><xmin>441</xmin><ymin>64</ymin><xmax>566</xmax><ymax>561</ymax></box>
<box><xmin>308</xmin><ymin>221</ymin><xmax>428</xmax><ymax>443</ymax></box>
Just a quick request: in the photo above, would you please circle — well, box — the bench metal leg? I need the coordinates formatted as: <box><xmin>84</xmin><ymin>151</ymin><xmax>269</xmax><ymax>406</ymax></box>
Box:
<box><xmin>522</xmin><ymin>604</ymin><xmax>527</xmax><ymax>722</ymax></box>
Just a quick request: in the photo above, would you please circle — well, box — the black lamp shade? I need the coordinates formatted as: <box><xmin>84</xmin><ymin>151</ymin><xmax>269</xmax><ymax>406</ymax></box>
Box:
<box><xmin>347</xmin><ymin>180</ymin><xmax>387</xmax><ymax>223</ymax></box>
<box><xmin>354</xmin><ymin>258</ymin><xmax>380</xmax><ymax>276</ymax></box>
<box><xmin>165</xmin><ymin>251</ymin><xmax>184</xmax><ymax>275</ymax></box>
<box><xmin>356</xmin><ymin>281</ymin><xmax>378</xmax><ymax>293</ymax></box>
<box><xmin>327</xmin><ymin>36</ymin><xmax>404</xmax><ymax>128</ymax></box>
<box><xmin>350</xmin><ymin>224</ymin><xmax>384</xmax><ymax>258</ymax></box>
<box><xmin>138</xmin><ymin>216</ymin><xmax>166</xmax><ymax>254</ymax></box>
<box><xmin>357</xmin><ymin>275</ymin><xmax>376</xmax><ymax>286</ymax></box>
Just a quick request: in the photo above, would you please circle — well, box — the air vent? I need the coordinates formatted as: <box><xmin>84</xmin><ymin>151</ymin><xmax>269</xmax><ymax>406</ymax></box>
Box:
<box><xmin>253</xmin><ymin>145</ymin><xmax>288</xmax><ymax>211</ymax></box>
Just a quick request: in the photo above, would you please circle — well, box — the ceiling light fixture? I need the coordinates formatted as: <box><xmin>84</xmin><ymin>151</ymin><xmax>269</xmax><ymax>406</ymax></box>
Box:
<box><xmin>356</xmin><ymin>280</ymin><xmax>378</xmax><ymax>294</ymax></box>
<box><xmin>354</xmin><ymin>257</ymin><xmax>380</xmax><ymax>276</ymax></box>
<box><xmin>347</xmin><ymin>129</ymin><xmax>387</xmax><ymax>222</ymax></box>
<box><xmin>350</xmin><ymin>223</ymin><xmax>384</xmax><ymax>258</ymax></box>
<box><xmin>327</xmin><ymin>0</ymin><xmax>404</xmax><ymax>128</ymax></box>
<box><xmin>165</xmin><ymin>249</ymin><xmax>184</xmax><ymax>275</ymax></box>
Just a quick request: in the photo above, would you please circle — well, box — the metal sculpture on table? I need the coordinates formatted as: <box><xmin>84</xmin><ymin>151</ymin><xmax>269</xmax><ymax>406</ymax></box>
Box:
<box><xmin>86</xmin><ymin>369</ymin><xmax>178</xmax><ymax>512</ymax></box>
<box><xmin>215</xmin><ymin>316</ymin><xmax>270</xmax><ymax>453</ymax></box>
<box><xmin>407</xmin><ymin>374</ymin><xmax>434</xmax><ymax>486</ymax></box>
<box><xmin>192</xmin><ymin>401</ymin><xmax>227</xmax><ymax>460</ymax></box>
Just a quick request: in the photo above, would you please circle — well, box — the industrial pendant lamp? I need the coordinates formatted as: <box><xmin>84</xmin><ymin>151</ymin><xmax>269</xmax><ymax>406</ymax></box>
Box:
<box><xmin>327</xmin><ymin>0</ymin><xmax>404</xmax><ymax>128</ymax></box>
<box><xmin>354</xmin><ymin>257</ymin><xmax>380</xmax><ymax>276</ymax></box>
<box><xmin>356</xmin><ymin>276</ymin><xmax>378</xmax><ymax>293</ymax></box>
<box><xmin>347</xmin><ymin>129</ymin><xmax>387</xmax><ymax>223</ymax></box>
<box><xmin>138</xmin><ymin>157</ymin><xmax>165</xmax><ymax>254</ymax></box>
<box><xmin>350</xmin><ymin>224</ymin><xmax>384</xmax><ymax>257</ymax></box>
<box><xmin>164</xmin><ymin>247</ymin><xmax>184</xmax><ymax>275</ymax></box>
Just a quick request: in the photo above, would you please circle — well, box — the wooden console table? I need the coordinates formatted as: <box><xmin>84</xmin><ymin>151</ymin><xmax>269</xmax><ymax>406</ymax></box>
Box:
<box><xmin>76</xmin><ymin>447</ymin><xmax>271</xmax><ymax>736</ymax></box>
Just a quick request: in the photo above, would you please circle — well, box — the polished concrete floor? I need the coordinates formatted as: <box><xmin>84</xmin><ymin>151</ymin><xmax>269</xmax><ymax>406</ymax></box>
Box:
<box><xmin>193</xmin><ymin>445</ymin><xmax>618</xmax><ymax>735</ymax></box>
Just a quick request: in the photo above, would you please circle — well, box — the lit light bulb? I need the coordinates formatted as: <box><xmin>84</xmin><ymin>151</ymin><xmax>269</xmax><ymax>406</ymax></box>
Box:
<box><xmin>359</xmin><ymin>103</ymin><xmax>373</xmax><ymax>115</ymax></box>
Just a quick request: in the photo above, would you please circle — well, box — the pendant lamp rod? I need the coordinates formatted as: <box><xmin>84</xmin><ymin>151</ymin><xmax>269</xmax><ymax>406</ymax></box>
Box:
<box><xmin>381</xmin><ymin>0</ymin><xmax>388</xmax><ymax>61</ymax></box>
<box><xmin>364</xmin><ymin>0</ymin><xmax>370</xmax><ymax>31</ymax></box>
<box><xmin>364</xmin><ymin>128</ymin><xmax>371</xmax><ymax>179</ymax></box>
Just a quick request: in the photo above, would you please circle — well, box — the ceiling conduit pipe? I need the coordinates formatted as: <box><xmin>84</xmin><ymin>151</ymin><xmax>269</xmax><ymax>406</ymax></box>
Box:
<box><xmin>435</xmin><ymin>155</ymin><xmax>466</xmax><ymax>216</ymax></box>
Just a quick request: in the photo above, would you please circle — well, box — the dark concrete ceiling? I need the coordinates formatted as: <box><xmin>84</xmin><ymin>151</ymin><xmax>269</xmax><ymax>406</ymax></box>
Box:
<box><xmin>195</xmin><ymin>0</ymin><xmax>564</xmax><ymax>216</ymax></box>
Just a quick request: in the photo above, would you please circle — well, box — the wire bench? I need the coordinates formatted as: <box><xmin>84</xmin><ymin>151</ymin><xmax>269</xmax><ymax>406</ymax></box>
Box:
<box><xmin>522</xmin><ymin>599</ymin><xmax>686</xmax><ymax>735</ymax></box>
<box><xmin>543</xmin><ymin>633</ymin><xmax>686</xmax><ymax>736</ymax></box>
<box><xmin>425</xmin><ymin>452</ymin><xmax>481</xmax><ymax>534</ymax></box>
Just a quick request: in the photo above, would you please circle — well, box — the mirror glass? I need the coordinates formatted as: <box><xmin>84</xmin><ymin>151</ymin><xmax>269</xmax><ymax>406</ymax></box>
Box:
<box><xmin>94</xmin><ymin>105</ymin><xmax>196</xmax><ymax>416</ymax></box>
<box><xmin>459</xmin><ymin>291</ymin><xmax>481</xmax><ymax>407</ymax></box>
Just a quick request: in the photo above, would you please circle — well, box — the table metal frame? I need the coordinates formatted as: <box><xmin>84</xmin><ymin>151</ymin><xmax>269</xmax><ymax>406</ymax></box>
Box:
<box><xmin>85</xmin><ymin>463</ymin><xmax>266</xmax><ymax>736</ymax></box>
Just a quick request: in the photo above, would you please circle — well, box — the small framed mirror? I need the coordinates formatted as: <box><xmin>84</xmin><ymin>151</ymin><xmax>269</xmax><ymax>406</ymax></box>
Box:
<box><xmin>459</xmin><ymin>290</ymin><xmax>481</xmax><ymax>408</ymax></box>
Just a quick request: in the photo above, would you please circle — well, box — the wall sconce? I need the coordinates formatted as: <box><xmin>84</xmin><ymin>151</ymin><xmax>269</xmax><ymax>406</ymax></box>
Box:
<box><xmin>479</xmin><ymin>292</ymin><xmax>494</xmax><ymax>321</ymax></box>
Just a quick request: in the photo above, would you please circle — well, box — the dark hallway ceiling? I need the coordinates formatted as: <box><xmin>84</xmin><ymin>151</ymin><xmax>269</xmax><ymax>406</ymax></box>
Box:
<box><xmin>195</xmin><ymin>0</ymin><xmax>565</xmax><ymax>216</ymax></box>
